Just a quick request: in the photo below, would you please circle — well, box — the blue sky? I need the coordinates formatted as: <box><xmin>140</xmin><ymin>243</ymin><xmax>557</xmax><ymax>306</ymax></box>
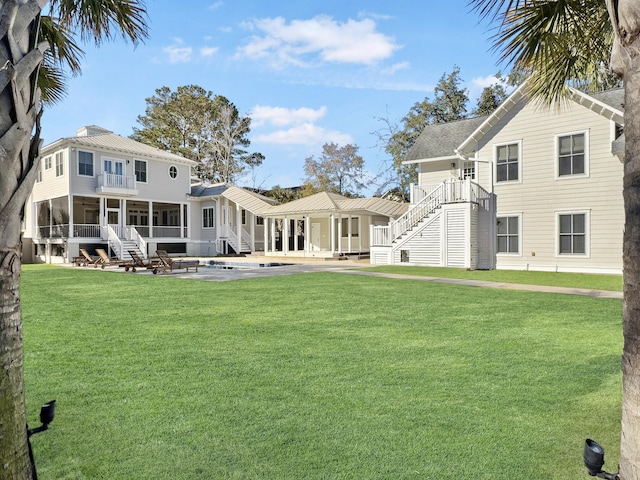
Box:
<box><xmin>40</xmin><ymin>0</ymin><xmax>505</xmax><ymax>193</ymax></box>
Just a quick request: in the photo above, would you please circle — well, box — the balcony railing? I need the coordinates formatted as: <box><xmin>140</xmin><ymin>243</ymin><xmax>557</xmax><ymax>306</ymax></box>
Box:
<box><xmin>97</xmin><ymin>173</ymin><xmax>137</xmax><ymax>192</ymax></box>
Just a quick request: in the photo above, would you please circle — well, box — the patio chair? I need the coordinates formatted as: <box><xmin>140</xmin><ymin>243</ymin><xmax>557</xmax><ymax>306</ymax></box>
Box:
<box><xmin>77</xmin><ymin>248</ymin><xmax>98</xmax><ymax>267</ymax></box>
<box><xmin>94</xmin><ymin>248</ymin><xmax>126</xmax><ymax>269</ymax></box>
<box><xmin>155</xmin><ymin>249</ymin><xmax>201</xmax><ymax>274</ymax></box>
<box><xmin>124</xmin><ymin>250</ymin><xmax>162</xmax><ymax>274</ymax></box>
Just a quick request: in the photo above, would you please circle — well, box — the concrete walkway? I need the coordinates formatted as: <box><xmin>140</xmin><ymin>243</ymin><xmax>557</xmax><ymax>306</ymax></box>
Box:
<box><xmin>131</xmin><ymin>256</ymin><xmax>622</xmax><ymax>299</ymax></box>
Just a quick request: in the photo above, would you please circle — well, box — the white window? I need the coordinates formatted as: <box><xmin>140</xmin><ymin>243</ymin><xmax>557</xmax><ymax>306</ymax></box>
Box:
<box><xmin>341</xmin><ymin>217</ymin><xmax>359</xmax><ymax>237</ymax></box>
<box><xmin>134</xmin><ymin>160</ymin><xmax>147</xmax><ymax>183</ymax></box>
<box><xmin>78</xmin><ymin>151</ymin><xmax>94</xmax><ymax>176</ymax></box>
<box><xmin>169</xmin><ymin>165</ymin><xmax>178</xmax><ymax>179</ymax></box>
<box><xmin>36</xmin><ymin>166</ymin><xmax>42</xmax><ymax>183</ymax></box>
<box><xmin>103</xmin><ymin>158</ymin><xmax>123</xmax><ymax>175</ymax></box>
<box><xmin>496</xmin><ymin>215</ymin><xmax>520</xmax><ymax>254</ymax></box>
<box><xmin>557</xmin><ymin>131</ymin><xmax>588</xmax><ymax>177</ymax></box>
<box><xmin>558</xmin><ymin>212</ymin><xmax>588</xmax><ymax>255</ymax></box>
<box><xmin>495</xmin><ymin>142</ymin><xmax>520</xmax><ymax>183</ymax></box>
<box><xmin>256</xmin><ymin>216</ymin><xmax>264</xmax><ymax>226</ymax></box>
<box><xmin>44</xmin><ymin>156</ymin><xmax>52</xmax><ymax>170</ymax></box>
<box><xmin>55</xmin><ymin>152</ymin><xmax>64</xmax><ymax>177</ymax></box>
<box><xmin>203</xmin><ymin>207</ymin><xmax>215</xmax><ymax>228</ymax></box>
<box><xmin>462</xmin><ymin>161</ymin><xmax>476</xmax><ymax>180</ymax></box>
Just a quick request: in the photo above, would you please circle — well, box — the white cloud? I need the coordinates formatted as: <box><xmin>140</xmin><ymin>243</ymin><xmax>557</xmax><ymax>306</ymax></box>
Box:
<box><xmin>163</xmin><ymin>39</ymin><xmax>193</xmax><ymax>63</ymax></box>
<box><xmin>208</xmin><ymin>1</ymin><xmax>223</xmax><ymax>11</ymax></box>
<box><xmin>253</xmin><ymin>123</ymin><xmax>352</xmax><ymax>147</ymax></box>
<box><xmin>251</xmin><ymin>105</ymin><xmax>327</xmax><ymax>127</ymax></box>
<box><xmin>200</xmin><ymin>46</ymin><xmax>219</xmax><ymax>57</ymax></box>
<box><xmin>471</xmin><ymin>74</ymin><xmax>503</xmax><ymax>90</ymax></box>
<box><xmin>237</xmin><ymin>15</ymin><xmax>401</xmax><ymax>67</ymax></box>
<box><xmin>380</xmin><ymin>61</ymin><xmax>410</xmax><ymax>75</ymax></box>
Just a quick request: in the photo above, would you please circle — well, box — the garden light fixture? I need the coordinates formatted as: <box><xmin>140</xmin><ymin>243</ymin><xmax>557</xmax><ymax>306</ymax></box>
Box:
<box><xmin>27</xmin><ymin>400</ymin><xmax>56</xmax><ymax>437</ymax></box>
<box><xmin>583</xmin><ymin>439</ymin><xmax>619</xmax><ymax>480</ymax></box>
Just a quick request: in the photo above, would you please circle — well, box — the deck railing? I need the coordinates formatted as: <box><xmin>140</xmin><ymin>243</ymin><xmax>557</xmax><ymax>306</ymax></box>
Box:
<box><xmin>371</xmin><ymin>179</ymin><xmax>490</xmax><ymax>247</ymax></box>
<box><xmin>97</xmin><ymin>173</ymin><xmax>136</xmax><ymax>190</ymax></box>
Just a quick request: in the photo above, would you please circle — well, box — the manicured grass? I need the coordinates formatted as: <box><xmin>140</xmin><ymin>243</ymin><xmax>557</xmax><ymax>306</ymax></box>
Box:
<box><xmin>21</xmin><ymin>265</ymin><xmax>622</xmax><ymax>479</ymax></box>
<box><xmin>362</xmin><ymin>265</ymin><xmax>623</xmax><ymax>291</ymax></box>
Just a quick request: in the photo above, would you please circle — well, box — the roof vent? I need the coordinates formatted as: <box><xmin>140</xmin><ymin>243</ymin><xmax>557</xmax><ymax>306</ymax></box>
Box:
<box><xmin>76</xmin><ymin>125</ymin><xmax>112</xmax><ymax>137</ymax></box>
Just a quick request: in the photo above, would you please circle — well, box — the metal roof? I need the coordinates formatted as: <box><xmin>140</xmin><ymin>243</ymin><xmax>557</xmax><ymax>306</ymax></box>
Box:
<box><xmin>265</xmin><ymin>191</ymin><xmax>407</xmax><ymax>218</ymax></box>
<box><xmin>221</xmin><ymin>186</ymin><xmax>277</xmax><ymax>214</ymax></box>
<box><xmin>42</xmin><ymin>128</ymin><xmax>196</xmax><ymax>166</ymax></box>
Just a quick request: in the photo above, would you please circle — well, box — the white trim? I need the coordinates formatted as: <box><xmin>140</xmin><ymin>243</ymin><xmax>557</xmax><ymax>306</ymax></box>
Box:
<box><xmin>555</xmin><ymin>209</ymin><xmax>590</xmax><ymax>258</ymax></box>
<box><xmin>202</xmin><ymin>206</ymin><xmax>215</xmax><ymax>229</ymax></box>
<box><xmin>494</xmin><ymin>140</ymin><xmax>522</xmax><ymax>184</ymax></box>
<box><xmin>102</xmin><ymin>156</ymin><xmax>125</xmax><ymax>175</ymax></box>
<box><xmin>77</xmin><ymin>149</ymin><xmax>95</xmax><ymax>177</ymax></box>
<box><xmin>554</xmin><ymin>130</ymin><xmax>589</xmax><ymax>179</ymax></box>
<box><xmin>496</xmin><ymin>212</ymin><xmax>522</xmax><ymax>256</ymax></box>
<box><xmin>54</xmin><ymin>151</ymin><xmax>64</xmax><ymax>177</ymax></box>
<box><xmin>402</xmin><ymin>154</ymin><xmax>458</xmax><ymax>165</ymax></box>
<box><xmin>134</xmin><ymin>159</ymin><xmax>148</xmax><ymax>184</ymax></box>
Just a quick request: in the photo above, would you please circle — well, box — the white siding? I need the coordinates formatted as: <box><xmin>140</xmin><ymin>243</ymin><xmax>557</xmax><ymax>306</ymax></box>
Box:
<box><xmin>475</xmin><ymin>98</ymin><xmax>623</xmax><ymax>273</ymax></box>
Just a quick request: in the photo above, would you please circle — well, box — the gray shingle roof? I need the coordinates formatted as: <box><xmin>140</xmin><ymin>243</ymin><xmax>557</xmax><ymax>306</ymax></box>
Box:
<box><xmin>590</xmin><ymin>88</ymin><xmax>624</xmax><ymax>111</ymax></box>
<box><xmin>403</xmin><ymin>116</ymin><xmax>489</xmax><ymax>163</ymax></box>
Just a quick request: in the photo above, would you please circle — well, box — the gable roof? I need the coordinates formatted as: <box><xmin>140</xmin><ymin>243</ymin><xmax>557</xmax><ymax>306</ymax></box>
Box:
<box><xmin>189</xmin><ymin>183</ymin><xmax>277</xmax><ymax>214</ymax></box>
<box><xmin>403</xmin><ymin>115</ymin><xmax>489</xmax><ymax>164</ymax></box>
<box><xmin>43</xmin><ymin>127</ymin><xmax>196</xmax><ymax>166</ymax></box>
<box><xmin>222</xmin><ymin>186</ymin><xmax>277</xmax><ymax>214</ymax></box>
<box><xmin>265</xmin><ymin>191</ymin><xmax>407</xmax><ymax>218</ymax></box>
<box><xmin>456</xmin><ymin>84</ymin><xmax>624</xmax><ymax>157</ymax></box>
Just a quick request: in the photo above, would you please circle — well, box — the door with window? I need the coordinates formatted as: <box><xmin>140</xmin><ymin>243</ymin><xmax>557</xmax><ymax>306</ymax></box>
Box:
<box><xmin>104</xmin><ymin>159</ymin><xmax>124</xmax><ymax>188</ymax></box>
<box><xmin>107</xmin><ymin>209</ymin><xmax>121</xmax><ymax>237</ymax></box>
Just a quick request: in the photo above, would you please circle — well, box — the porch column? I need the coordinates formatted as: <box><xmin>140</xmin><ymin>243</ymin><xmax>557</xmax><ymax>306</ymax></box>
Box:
<box><xmin>49</xmin><ymin>199</ymin><xmax>53</xmax><ymax>238</ymax></box>
<box><xmin>68</xmin><ymin>195</ymin><xmax>74</xmax><ymax>238</ymax></box>
<box><xmin>358</xmin><ymin>216</ymin><xmax>362</xmax><ymax>252</ymax></box>
<box><xmin>264</xmin><ymin>217</ymin><xmax>268</xmax><ymax>253</ymax></box>
<box><xmin>283</xmin><ymin>216</ymin><xmax>289</xmax><ymax>254</ymax></box>
<box><xmin>347</xmin><ymin>215</ymin><xmax>352</xmax><ymax>253</ymax></box>
<box><xmin>293</xmin><ymin>219</ymin><xmax>298</xmax><ymax>252</ymax></box>
<box><xmin>122</xmin><ymin>198</ymin><xmax>128</xmax><ymax>238</ymax></box>
<box><xmin>271</xmin><ymin>218</ymin><xmax>276</xmax><ymax>253</ymax></box>
<box><xmin>148</xmin><ymin>201</ymin><xmax>153</xmax><ymax>238</ymax></box>
<box><xmin>180</xmin><ymin>202</ymin><xmax>184</xmax><ymax>238</ymax></box>
<box><xmin>236</xmin><ymin>203</ymin><xmax>241</xmax><ymax>253</ymax></box>
<box><xmin>250</xmin><ymin>212</ymin><xmax>255</xmax><ymax>251</ymax></box>
<box><xmin>305</xmin><ymin>216</ymin><xmax>310</xmax><ymax>253</ymax></box>
<box><xmin>330</xmin><ymin>214</ymin><xmax>335</xmax><ymax>253</ymax></box>
<box><xmin>337</xmin><ymin>214</ymin><xmax>342</xmax><ymax>255</ymax></box>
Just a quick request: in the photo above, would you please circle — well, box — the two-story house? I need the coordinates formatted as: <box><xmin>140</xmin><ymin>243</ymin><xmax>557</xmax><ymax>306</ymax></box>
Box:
<box><xmin>370</xmin><ymin>85</ymin><xmax>624</xmax><ymax>274</ymax></box>
<box><xmin>24</xmin><ymin>126</ymin><xmax>275</xmax><ymax>263</ymax></box>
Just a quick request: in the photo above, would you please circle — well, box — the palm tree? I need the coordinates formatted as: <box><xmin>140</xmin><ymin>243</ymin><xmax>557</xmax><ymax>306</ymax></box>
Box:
<box><xmin>0</xmin><ymin>1</ymin><xmax>147</xmax><ymax>478</ymax></box>
<box><xmin>470</xmin><ymin>1</ymin><xmax>639</xmax><ymax>478</ymax></box>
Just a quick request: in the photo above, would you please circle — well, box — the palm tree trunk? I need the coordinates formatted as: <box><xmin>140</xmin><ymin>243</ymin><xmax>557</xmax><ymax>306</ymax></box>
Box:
<box><xmin>0</xmin><ymin>1</ymin><xmax>46</xmax><ymax>478</ymax></box>
<box><xmin>609</xmin><ymin>1</ymin><xmax>640</xmax><ymax>478</ymax></box>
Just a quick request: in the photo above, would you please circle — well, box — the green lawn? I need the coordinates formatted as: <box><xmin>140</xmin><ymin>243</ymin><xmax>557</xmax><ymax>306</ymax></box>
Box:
<box><xmin>361</xmin><ymin>265</ymin><xmax>623</xmax><ymax>291</ymax></box>
<box><xmin>21</xmin><ymin>265</ymin><xmax>622</xmax><ymax>479</ymax></box>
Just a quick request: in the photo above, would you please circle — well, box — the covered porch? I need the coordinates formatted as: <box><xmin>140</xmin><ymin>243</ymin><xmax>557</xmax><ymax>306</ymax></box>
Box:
<box><xmin>33</xmin><ymin>195</ymin><xmax>190</xmax><ymax>260</ymax></box>
<box><xmin>262</xmin><ymin>192</ymin><xmax>407</xmax><ymax>259</ymax></box>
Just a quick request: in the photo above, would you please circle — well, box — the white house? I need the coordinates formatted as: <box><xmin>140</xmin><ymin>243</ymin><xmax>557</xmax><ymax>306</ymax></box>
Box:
<box><xmin>23</xmin><ymin>126</ymin><xmax>277</xmax><ymax>263</ymax></box>
<box><xmin>24</xmin><ymin>126</ymin><xmax>406</xmax><ymax>263</ymax></box>
<box><xmin>370</xmin><ymin>85</ymin><xmax>625</xmax><ymax>274</ymax></box>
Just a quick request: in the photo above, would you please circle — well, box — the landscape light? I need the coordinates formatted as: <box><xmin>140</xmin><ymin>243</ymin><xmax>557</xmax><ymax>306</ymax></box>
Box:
<box><xmin>27</xmin><ymin>400</ymin><xmax>56</xmax><ymax>437</ymax></box>
<box><xmin>583</xmin><ymin>439</ymin><xmax>619</xmax><ymax>480</ymax></box>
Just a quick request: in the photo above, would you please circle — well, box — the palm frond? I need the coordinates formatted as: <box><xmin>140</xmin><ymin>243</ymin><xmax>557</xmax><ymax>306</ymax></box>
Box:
<box><xmin>49</xmin><ymin>0</ymin><xmax>148</xmax><ymax>45</ymax></box>
<box><xmin>474</xmin><ymin>0</ymin><xmax>614</xmax><ymax>103</ymax></box>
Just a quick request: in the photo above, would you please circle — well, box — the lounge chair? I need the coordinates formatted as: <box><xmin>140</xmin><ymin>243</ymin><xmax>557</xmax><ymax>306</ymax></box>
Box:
<box><xmin>75</xmin><ymin>248</ymin><xmax>98</xmax><ymax>266</ymax></box>
<box><xmin>94</xmin><ymin>248</ymin><xmax>126</xmax><ymax>269</ymax></box>
<box><xmin>155</xmin><ymin>250</ymin><xmax>201</xmax><ymax>274</ymax></box>
<box><xmin>124</xmin><ymin>250</ymin><xmax>162</xmax><ymax>274</ymax></box>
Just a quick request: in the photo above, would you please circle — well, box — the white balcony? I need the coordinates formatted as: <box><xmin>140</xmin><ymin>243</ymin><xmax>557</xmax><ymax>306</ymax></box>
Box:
<box><xmin>96</xmin><ymin>173</ymin><xmax>138</xmax><ymax>196</ymax></box>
